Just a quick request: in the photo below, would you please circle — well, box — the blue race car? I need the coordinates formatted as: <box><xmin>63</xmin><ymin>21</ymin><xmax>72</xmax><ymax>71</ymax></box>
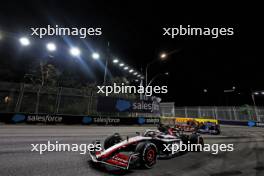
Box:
<box><xmin>197</xmin><ymin>122</ymin><xmax>221</xmax><ymax>135</ymax></box>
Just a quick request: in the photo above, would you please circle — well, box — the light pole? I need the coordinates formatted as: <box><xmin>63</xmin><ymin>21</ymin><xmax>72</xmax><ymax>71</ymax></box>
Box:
<box><xmin>103</xmin><ymin>41</ymin><xmax>110</xmax><ymax>85</ymax></box>
<box><xmin>146</xmin><ymin>72</ymin><xmax>169</xmax><ymax>87</ymax></box>
<box><xmin>145</xmin><ymin>53</ymin><xmax>167</xmax><ymax>88</ymax></box>
<box><xmin>202</xmin><ymin>88</ymin><xmax>209</xmax><ymax>105</ymax></box>
<box><xmin>223</xmin><ymin>86</ymin><xmax>236</xmax><ymax>106</ymax></box>
<box><xmin>251</xmin><ymin>91</ymin><xmax>263</xmax><ymax>122</ymax></box>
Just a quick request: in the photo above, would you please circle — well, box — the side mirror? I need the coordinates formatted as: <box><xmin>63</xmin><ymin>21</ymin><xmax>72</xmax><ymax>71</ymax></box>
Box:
<box><xmin>136</xmin><ymin>132</ymin><xmax>140</xmax><ymax>136</ymax></box>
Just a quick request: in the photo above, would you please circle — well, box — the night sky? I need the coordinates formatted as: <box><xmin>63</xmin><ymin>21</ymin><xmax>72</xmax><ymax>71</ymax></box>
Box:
<box><xmin>0</xmin><ymin>1</ymin><xmax>261</xmax><ymax>106</ymax></box>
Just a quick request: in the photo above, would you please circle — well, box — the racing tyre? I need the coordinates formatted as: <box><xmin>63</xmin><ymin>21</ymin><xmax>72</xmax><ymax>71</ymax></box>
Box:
<box><xmin>135</xmin><ymin>142</ymin><xmax>157</xmax><ymax>169</ymax></box>
<box><xmin>189</xmin><ymin>134</ymin><xmax>204</xmax><ymax>152</ymax></box>
<box><xmin>215</xmin><ymin>128</ymin><xmax>221</xmax><ymax>135</ymax></box>
<box><xmin>104</xmin><ymin>133</ymin><xmax>122</xmax><ymax>150</ymax></box>
<box><xmin>178</xmin><ymin>134</ymin><xmax>190</xmax><ymax>155</ymax></box>
<box><xmin>180</xmin><ymin>134</ymin><xmax>189</xmax><ymax>145</ymax></box>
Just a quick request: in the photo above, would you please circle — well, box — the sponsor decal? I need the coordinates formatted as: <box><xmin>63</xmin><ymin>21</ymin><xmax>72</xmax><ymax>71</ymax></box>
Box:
<box><xmin>0</xmin><ymin>113</ymin><xmax>160</xmax><ymax>125</ymax></box>
<box><xmin>116</xmin><ymin>100</ymin><xmax>131</xmax><ymax>111</ymax></box>
<box><xmin>145</xmin><ymin>118</ymin><xmax>160</xmax><ymax>124</ymax></box>
<box><xmin>12</xmin><ymin>114</ymin><xmax>26</xmax><ymax>123</ymax></box>
<box><xmin>133</xmin><ymin>102</ymin><xmax>152</xmax><ymax>111</ymax></box>
<box><xmin>248</xmin><ymin>120</ymin><xmax>256</xmax><ymax>127</ymax></box>
<box><xmin>138</xmin><ymin>117</ymin><xmax>145</xmax><ymax>124</ymax></box>
<box><xmin>93</xmin><ymin>117</ymin><xmax>120</xmax><ymax>125</ymax></box>
<box><xmin>256</xmin><ymin>122</ymin><xmax>264</xmax><ymax>127</ymax></box>
<box><xmin>97</xmin><ymin>97</ymin><xmax>160</xmax><ymax>113</ymax></box>
<box><xmin>27</xmin><ymin>115</ymin><xmax>63</xmax><ymax>123</ymax></box>
<box><xmin>112</xmin><ymin>155</ymin><xmax>129</xmax><ymax>164</ymax></box>
<box><xmin>132</xmin><ymin>101</ymin><xmax>159</xmax><ymax>112</ymax></box>
<box><xmin>138</xmin><ymin>117</ymin><xmax>160</xmax><ymax>125</ymax></box>
<box><xmin>82</xmin><ymin>116</ymin><xmax>92</xmax><ymax>124</ymax></box>
<box><xmin>115</xmin><ymin>99</ymin><xmax>159</xmax><ymax>113</ymax></box>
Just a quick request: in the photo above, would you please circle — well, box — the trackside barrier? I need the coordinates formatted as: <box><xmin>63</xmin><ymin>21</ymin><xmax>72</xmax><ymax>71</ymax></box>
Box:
<box><xmin>220</xmin><ymin>120</ymin><xmax>248</xmax><ymax>126</ymax></box>
<box><xmin>1</xmin><ymin>114</ymin><xmax>263</xmax><ymax>127</ymax></box>
<box><xmin>0</xmin><ymin>113</ymin><xmax>160</xmax><ymax>125</ymax></box>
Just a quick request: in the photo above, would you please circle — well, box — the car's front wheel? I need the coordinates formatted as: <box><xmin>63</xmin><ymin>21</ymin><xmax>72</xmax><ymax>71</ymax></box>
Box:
<box><xmin>135</xmin><ymin>142</ymin><xmax>157</xmax><ymax>169</ymax></box>
<box><xmin>104</xmin><ymin>133</ymin><xmax>122</xmax><ymax>150</ymax></box>
<box><xmin>189</xmin><ymin>134</ymin><xmax>204</xmax><ymax>152</ymax></box>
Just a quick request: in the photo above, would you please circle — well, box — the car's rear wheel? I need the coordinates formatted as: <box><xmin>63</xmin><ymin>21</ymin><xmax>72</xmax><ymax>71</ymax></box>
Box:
<box><xmin>135</xmin><ymin>142</ymin><xmax>157</xmax><ymax>169</ymax></box>
<box><xmin>215</xmin><ymin>128</ymin><xmax>221</xmax><ymax>135</ymax></box>
<box><xmin>104</xmin><ymin>133</ymin><xmax>122</xmax><ymax>150</ymax></box>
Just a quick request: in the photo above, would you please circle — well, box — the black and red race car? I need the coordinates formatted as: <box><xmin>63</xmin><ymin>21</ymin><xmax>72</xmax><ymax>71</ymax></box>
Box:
<box><xmin>89</xmin><ymin>125</ymin><xmax>204</xmax><ymax>170</ymax></box>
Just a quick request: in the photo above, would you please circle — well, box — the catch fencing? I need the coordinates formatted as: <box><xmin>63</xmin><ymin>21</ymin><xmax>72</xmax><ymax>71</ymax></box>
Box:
<box><xmin>0</xmin><ymin>81</ymin><xmax>158</xmax><ymax>117</ymax></box>
<box><xmin>160</xmin><ymin>102</ymin><xmax>264</xmax><ymax>122</ymax></box>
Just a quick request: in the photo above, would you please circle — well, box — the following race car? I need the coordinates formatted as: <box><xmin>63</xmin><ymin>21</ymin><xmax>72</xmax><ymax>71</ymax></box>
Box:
<box><xmin>89</xmin><ymin>127</ymin><xmax>204</xmax><ymax>170</ymax></box>
<box><xmin>175</xmin><ymin>119</ymin><xmax>221</xmax><ymax>135</ymax></box>
<box><xmin>197</xmin><ymin>121</ymin><xmax>221</xmax><ymax>135</ymax></box>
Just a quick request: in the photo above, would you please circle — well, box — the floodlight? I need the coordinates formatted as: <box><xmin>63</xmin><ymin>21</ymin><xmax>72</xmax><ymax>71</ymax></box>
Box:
<box><xmin>19</xmin><ymin>37</ymin><xmax>30</xmax><ymax>46</ymax></box>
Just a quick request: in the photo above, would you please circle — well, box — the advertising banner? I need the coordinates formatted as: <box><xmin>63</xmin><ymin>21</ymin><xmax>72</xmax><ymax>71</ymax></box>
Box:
<box><xmin>97</xmin><ymin>96</ymin><xmax>160</xmax><ymax>113</ymax></box>
<box><xmin>0</xmin><ymin>113</ymin><xmax>160</xmax><ymax>125</ymax></box>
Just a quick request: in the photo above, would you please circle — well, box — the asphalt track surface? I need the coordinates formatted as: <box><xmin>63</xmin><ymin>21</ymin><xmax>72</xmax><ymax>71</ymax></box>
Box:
<box><xmin>0</xmin><ymin>125</ymin><xmax>264</xmax><ymax>176</ymax></box>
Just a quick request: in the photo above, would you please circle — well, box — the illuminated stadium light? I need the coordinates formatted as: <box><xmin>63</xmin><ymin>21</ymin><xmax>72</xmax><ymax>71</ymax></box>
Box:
<box><xmin>261</xmin><ymin>92</ymin><xmax>264</xmax><ymax>95</ymax></box>
<box><xmin>137</xmin><ymin>75</ymin><xmax>141</xmax><ymax>77</ymax></box>
<box><xmin>133</xmin><ymin>72</ymin><xmax>138</xmax><ymax>75</ymax></box>
<box><xmin>46</xmin><ymin>42</ymin><xmax>56</xmax><ymax>52</ymax></box>
<box><xmin>140</xmin><ymin>76</ymin><xmax>144</xmax><ymax>79</ymax></box>
<box><xmin>254</xmin><ymin>92</ymin><xmax>259</xmax><ymax>95</ymax></box>
<box><xmin>19</xmin><ymin>37</ymin><xmax>30</xmax><ymax>46</ymax></box>
<box><xmin>92</xmin><ymin>52</ymin><xmax>100</xmax><ymax>60</ymax></box>
<box><xmin>203</xmin><ymin>89</ymin><xmax>208</xmax><ymax>93</ymax></box>
<box><xmin>70</xmin><ymin>47</ymin><xmax>81</xmax><ymax>56</ymax></box>
<box><xmin>129</xmin><ymin>69</ymin><xmax>134</xmax><ymax>73</ymax></box>
<box><xmin>124</xmin><ymin>66</ymin><xmax>129</xmax><ymax>70</ymax></box>
<box><xmin>113</xmin><ymin>59</ymin><xmax>119</xmax><ymax>63</ymax></box>
<box><xmin>135</xmin><ymin>79</ymin><xmax>139</xmax><ymax>82</ymax></box>
<box><xmin>160</xmin><ymin>53</ymin><xmax>167</xmax><ymax>59</ymax></box>
<box><xmin>119</xmin><ymin>63</ymin><xmax>124</xmax><ymax>67</ymax></box>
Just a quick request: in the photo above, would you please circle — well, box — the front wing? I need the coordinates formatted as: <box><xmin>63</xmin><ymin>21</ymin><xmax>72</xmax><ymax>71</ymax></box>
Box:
<box><xmin>89</xmin><ymin>151</ymin><xmax>140</xmax><ymax>170</ymax></box>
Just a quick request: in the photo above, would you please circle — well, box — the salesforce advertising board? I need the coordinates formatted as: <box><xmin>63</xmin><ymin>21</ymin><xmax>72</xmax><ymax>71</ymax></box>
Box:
<box><xmin>97</xmin><ymin>97</ymin><xmax>160</xmax><ymax>113</ymax></box>
<box><xmin>0</xmin><ymin>113</ymin><xmax>160</xmax><ymax>125</ymax></box>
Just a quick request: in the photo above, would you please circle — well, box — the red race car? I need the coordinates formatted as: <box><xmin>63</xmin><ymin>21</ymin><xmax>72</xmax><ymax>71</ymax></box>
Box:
<box><xmin>89</xmin><ymin>127</ymin><xmax>204</xmax><ymax>170</ymax></box>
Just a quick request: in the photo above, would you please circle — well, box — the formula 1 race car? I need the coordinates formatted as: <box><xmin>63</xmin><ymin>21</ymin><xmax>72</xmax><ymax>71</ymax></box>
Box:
<box><xmin>197</xmin><ymin>121</ymin><xmax>221</xmax><ymax>135</ymax></box>
<box><xmin>174</xmin><ymin>119</ymin><xmax>197</xmax><ymax>132</ymax></box>
<box><xmin>175</xmin><ymin>119</ymin><xmax>221</xmax><ymax>135</ymax></box>
<box><xmin>89</xmin><ymin>127</ymin><xmax>204</xmax><ymax>170</ymax></box>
